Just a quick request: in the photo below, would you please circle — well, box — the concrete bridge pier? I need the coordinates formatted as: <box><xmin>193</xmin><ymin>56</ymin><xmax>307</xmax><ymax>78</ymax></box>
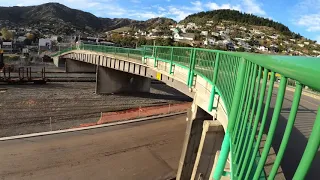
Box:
<box><xmin>95</xmin><ymin>65</ymin><xmax>151</xmax><ymax>94</ymax></box>
<box><xmin>65</xmin><ymin>59</ymin><xmax>96</xmax><ymax>73</ymax></box>
<box><xmin>53</xmin><ymin>57</ymin><xmax>66</xmax><ymax>68</ymax></box>
<box><xmin>177</xmin><ymin>101</ymin><xmax>224</xmax><ymax>180</ymax></box>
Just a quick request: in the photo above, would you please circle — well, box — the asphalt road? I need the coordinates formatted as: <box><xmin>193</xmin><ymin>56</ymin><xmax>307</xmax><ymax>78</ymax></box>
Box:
<box><xmin>0</xmin><ymin>114</ymin><xmax>187</xmax><ymax>180</ymax></box>
<box><xmin>267</xmin><ymin>87</ymin><xmax>320</xmax><ymax>179</ymax></box>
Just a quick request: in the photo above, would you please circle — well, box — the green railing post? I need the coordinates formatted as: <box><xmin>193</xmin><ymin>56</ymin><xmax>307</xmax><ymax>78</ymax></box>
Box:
<box><xmin>213</xmin><ymin>57</ymin><xmax>247</xmax><ymax>180</ymax></box>
<box><xmin>187</xmin><ymin>48</ymin><xmax>196</xmax><ymax>87</ymax></box>
<box><xmin>268</xmin><ymin>82</ymin><xmax>302</xmax><ymax>179</ymax></box>
<box><xmin>127</xmin><ymin>48</ymin><xmax>130</xmax><ymax>59</ymax></box>
<box><xmin>142</xmin><ymin>46</ymin><xmax>146</xmax><ymax>64</ymax></box>
<box><xmin>208</xmin><ymin>52</ymin><xmax>220</xmax><ymax>112</ymax></box>
<box><xmin>253</xmin><ymin>76</ymin><xmax>287</xmax><ymax>179</ymax></box>
<box><xmin>169</xmin><ymin>47</ymin><xmax>174</xmax><ymax>74</ymax></box>
<box><xmin>154</xmin><ymin>47</ymin><xmax>157</xmax><ymax>67</ymax></box>
<box><xmin>293</xmin><ymin>107</ymin><xmax>320</xmax><ymax>180</ymax></box>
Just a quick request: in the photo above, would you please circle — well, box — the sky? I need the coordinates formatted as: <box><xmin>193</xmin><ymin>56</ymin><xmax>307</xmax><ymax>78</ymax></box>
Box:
<box><xmin>0</xmin><ymin>0</ymin><xmax>319</xmax><ymax>43</ymax></box>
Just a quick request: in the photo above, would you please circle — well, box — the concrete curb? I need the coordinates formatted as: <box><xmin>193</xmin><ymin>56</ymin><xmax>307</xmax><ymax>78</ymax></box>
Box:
<box><xmin>0</xmin><ymin>112</ymin><xmax>187</xmax><ymax>141</ymax></box>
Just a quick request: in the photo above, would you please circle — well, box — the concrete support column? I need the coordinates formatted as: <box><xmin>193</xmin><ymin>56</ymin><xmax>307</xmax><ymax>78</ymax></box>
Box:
<box><xmin>96</xmin><ymin>66</ymin><xmax>151</xmax><ymax>94</ymax></box>
<box><xmin>176</xmin><ymin>101</ymin><xmax>224</xmax><ymax>180</ymax></box>
<box><xmin>53</xmin><ymin>57</ymin><xmax>66</xmax><ymax>68</ymax></box>
<box><xmin>65</xmin><ymin>59</ymin><xmax>96</xmax><ymax>73</ymax></box>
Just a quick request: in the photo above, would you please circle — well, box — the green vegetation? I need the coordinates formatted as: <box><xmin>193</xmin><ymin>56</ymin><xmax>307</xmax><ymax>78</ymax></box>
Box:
<box><xmin>1</xmin><ymin>28</ymin><xmax>14</xmax><ymax>40</ymax></box>
<box><xmin>111</xmin><ymin>27</ymin><xmax>132</xmax><ymax>33</ymax></box>
<box><xmin>182</xmin><ymin>10</ymin><xmax>294</xmax><ymax>36</ymax></box>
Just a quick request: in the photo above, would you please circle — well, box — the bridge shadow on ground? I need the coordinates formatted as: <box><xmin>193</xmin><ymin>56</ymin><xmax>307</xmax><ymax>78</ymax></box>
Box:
<box><xmin>115</xmin><ymin>83</ymin><xmax>193</xmax><ymax>102</ymax></box>
<box><xmin>262</xmin><ymin>90</ymin><xmax>319</xmax><ymax>179</ymax></box>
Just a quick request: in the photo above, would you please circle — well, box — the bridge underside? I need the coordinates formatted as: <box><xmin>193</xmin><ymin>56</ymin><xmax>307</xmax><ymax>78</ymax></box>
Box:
<box><xmin>96</xmin><ymin>66</ymin><xmax>151</xmax><ymax>94</ymax></box>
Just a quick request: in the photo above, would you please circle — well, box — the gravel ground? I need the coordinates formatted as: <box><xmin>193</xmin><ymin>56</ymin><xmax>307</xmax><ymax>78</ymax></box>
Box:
<box><xmin>0</xmin><ymin>82</ymin><xmax>191</xmax><ymax>137</ymax></box>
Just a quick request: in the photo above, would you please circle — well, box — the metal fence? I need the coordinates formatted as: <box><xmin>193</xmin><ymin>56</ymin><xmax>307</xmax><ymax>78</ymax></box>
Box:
<box><xmin>52</xmin><ymin>44</ymin><xmax>320</xmax><ymax>180</ymax></box>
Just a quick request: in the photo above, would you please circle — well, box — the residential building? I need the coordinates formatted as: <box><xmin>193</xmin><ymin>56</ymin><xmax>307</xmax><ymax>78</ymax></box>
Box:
<box><xmin>16</xmin><ymin>36</ymin><xmax>27</xmax><ymax>42</ymax></box>
<box><xmin>211</xmin><ymin>32</ymin><xmax>219</xmax><ymax>37</ymax></box>
<box><xmin>186</xmin><ymin>22</ymin><xmax>198</xmax><ymax>30</ymax></box>
<box><xmin>200</xmin><ymin>31</ymin><xmax>208</xmax><ymax>36</ymax></box>
<box><xmin>39</xmin><ymin>38</ymin><xmax>52</xmax><ymax>51</ymax></box>
<box><xmin>257</xmin><ymin>46</ymin><xmax>268</xmax><ymax>52</ymax></box>
<box><xmin>1</xmin><ymin>41</ymin><xmax>13</xmax><ymax>53</ymax></box>
<box><xmin>203</xmin><ymin>38</ymin><xmax>215</xmax><ymax>46</ymax></box>
<box><xmin>173</xmin><ymin>33</ymin><xmax>195</xmax><ymax>41</ymax></box>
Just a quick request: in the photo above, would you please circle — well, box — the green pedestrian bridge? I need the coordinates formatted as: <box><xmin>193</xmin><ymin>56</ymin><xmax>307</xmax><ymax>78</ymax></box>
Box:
<box><xmin>53</xmin><ymin>44</ymin><xmax>320</xmax><ymax>180</ymax></box>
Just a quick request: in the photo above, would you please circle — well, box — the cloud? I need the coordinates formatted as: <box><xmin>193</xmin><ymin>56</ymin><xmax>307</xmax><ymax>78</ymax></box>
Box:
<box><xmin>206</xmin><ymin>2</ymin><xmax>241</xmax><ymax>11</ymax></box>
<box><xmin>130</xmin><ymin>0</ymin><xmax>141</xmax><ymax>3</ymax></box>
<box><xmin>242</xmin><ymin>0</ymin><xmax>266</xmax><ymax>15</ymax></box>
<box><xmin>158</xmin><ymin>6</ymin><xmax>166</xmax><ymax>12</ymax></box>
<box><xmin>129</xmin><ymin>11</ymin><xmax>165</xmax><ymax>19</ymax></box>
<box><xmin>190</xmin><ymin>1</ymin><xmax>203</xmax><ymax>11</ymax></box>
<box><xmin>168</xmin><ymin>6</ymin><xmax>192</xmax><ymax>21</ymax></box>
<box><xmin>296</xmin><ymin>14</ymin><xmax>320</xmax><ymax>32</ymax></box>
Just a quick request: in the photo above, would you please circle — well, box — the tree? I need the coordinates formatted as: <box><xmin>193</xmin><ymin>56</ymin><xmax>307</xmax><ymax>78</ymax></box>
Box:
<box><xmin>57</xmin><ymin>36</ymin><xmax>62</xmax><ymax>43</ymax></box>
<box><xmin>238</xmin><ymin>47</ymin><xmax>246</xmax><ymax>52</ymax></box>
<box><xmin>26</xmin><ymin>33</ymin><xmax>35</xmax><ymax>42</ymax></box>
<box><xmin>24</xmin><ymin>38</ymin><xmax>32</xmax><ymax>46</ymax></box>
<box><xmin>1</xmin><ymin>28</ymin><xmax>13</xmax><ymax>40</ymax></box>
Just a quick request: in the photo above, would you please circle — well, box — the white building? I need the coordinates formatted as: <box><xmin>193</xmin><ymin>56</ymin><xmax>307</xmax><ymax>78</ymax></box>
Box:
<box><xmin>304</xmin><ymin>41</ymin><xmax>310</xmax><ymax>45</ymax></box>
<box><xmin>39</xmin><ymin>38</ymin><xmax>52</xmax><ymax>50</ymax></box>
<box><xmin>173</xmin><ymin>33</ymin><xmax>195</xmax><ymax>41</ymax></box>
<box><xmin>239</xmin><ymin>27</ymin><xmax>247</xmax><ymax>31</ymax></box>
<box><xmin>257</xmin><ymin>46</ymin><xmax>268</xmax><ymax>52</ymax></box>
<box><xmin>200</xmin><ymin>31</ymin><xmax>208</xmax><ymax>36</ymax></box>
<box><xmin>203</xmin><ymin>38</ymin><xmax>215</xmax><ymax>46</ymax></box>
<box><xmin>211</xmin><ymin>32</ymin><xmax>219</xmax><ymax>36</ymax></box>
<box><xmin>2</xmin><ymin>41</ymin><xmax>13</xmax><ymax>52</ymax></box>
<box><xmin>186</xmin><ymin>22</ymin><xmax>198</xmax><ymax>29</ymax></box>
<box><xmin>16</xmin><ymin>36</ymin><xmax>27</xmax><ymax>42</ymax></box>
<box><xmin>297</xmin><ymin>44</ymin><xmax>304</xmax><ymax>47</ymax></box>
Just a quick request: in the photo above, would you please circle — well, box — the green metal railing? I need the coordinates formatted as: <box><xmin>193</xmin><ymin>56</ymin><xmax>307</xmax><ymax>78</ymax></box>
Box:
<box><xmin>52</xmin><ymin>44</ymin><xmax>320</xmax><ymax>180</ymax></box>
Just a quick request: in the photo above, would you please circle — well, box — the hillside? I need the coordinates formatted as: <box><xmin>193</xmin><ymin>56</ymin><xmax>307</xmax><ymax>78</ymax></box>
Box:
<box><xmin>181</xmin><ymin>10</ymin><xmax>295</xmax><ymax>37</ymax></box>
<box><xmin>0</xmin><ymin>3</ymin><xmax>175</xmax><ymax>35</ymax></box>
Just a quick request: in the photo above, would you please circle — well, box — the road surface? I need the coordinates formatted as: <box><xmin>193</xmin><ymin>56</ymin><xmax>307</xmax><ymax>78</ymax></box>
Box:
<box><xmin>0</xmin><ymin>114</ymin><xmax>187</xmax><ymax>180</ymax></box>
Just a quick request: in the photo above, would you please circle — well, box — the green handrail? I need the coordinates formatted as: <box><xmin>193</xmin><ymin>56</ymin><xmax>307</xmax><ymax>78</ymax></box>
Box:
<box><xmin>52</xmin><ymin>44</ymin><xmax>320</xmax><ymax>180</ymax></box>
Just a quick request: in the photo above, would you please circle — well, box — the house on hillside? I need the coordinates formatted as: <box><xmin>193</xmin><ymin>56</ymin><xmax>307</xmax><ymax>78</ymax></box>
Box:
<box><xmin>1</xmin><ymin>41</ymin><xmax>13</xmax><ymax>53</ymax></box>
<box><xmin>16</xmin><ymin>36</ymin><xmax>27</xmax><ymax>42</ymax></box>
<box><xmin>201</xmin><ymin>31</ymin><xmax>208</xmax><ymax>36</ymax></box>
<box><xmin>173</xmin><ymin>33</ymin><xmax>195</xmax><ymax>41</ymax></box>
<box><xmin>203</xmin><ymin>38</ymin><xmax>215</xmax><ymax>46</ymax></box>
<box><xmin>216</xmin><ymin>25</ymin><xmax>224</xmax><ymax>30</ymax></box>
<box><xmin>257</xmin><ymin>46</ymin><xmax>268</xmax><ymax>52</ymax></box>
<box><xmin>39</xmin><ymin>38</ymin><xmax>52</xmax><ymax>51</ymax></box>
<box><xmin>186</xmin><ymin>23</ymin><xmax>198</xmax><ymax>30</ymax></box>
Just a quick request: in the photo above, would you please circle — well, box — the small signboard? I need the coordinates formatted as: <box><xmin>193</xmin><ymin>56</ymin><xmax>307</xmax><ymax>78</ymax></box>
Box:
<box><xmin>156</xmin><ymin>72</ymin><xmax>162</xmax><ymax>81</ymax></box>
